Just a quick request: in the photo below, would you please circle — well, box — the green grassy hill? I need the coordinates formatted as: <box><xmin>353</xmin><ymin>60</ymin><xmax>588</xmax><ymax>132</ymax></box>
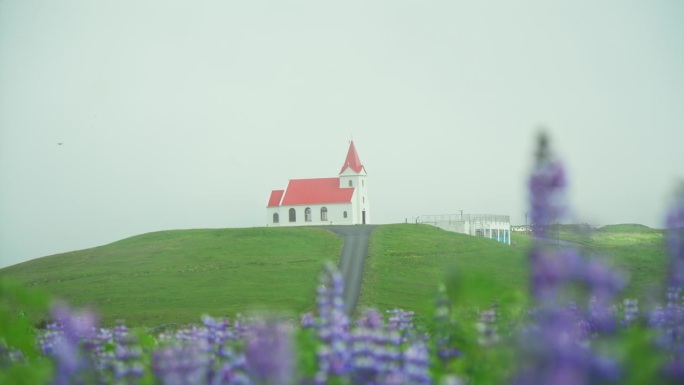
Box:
<box><xmin>554</xmin><ymin>223</ymin><xmax>669</xmax><ymax>299</ymax></box>
<box><xmin>0</xmin><ymin>227</ymin><xmax>343</xmax><ymax>326</ymax></box>
<box><xmin>358</xmin><ymin>224</ymin><xmax>669</xmax><ymax>325</ymax></box>
<box><xmin>359</xmin><ymin>224</ymin><xmax>530</xmax><ymax>325</ymax></box>
<box><xmin>0</xmin><ymin>224</ymin><xmax>670</xmax><ymax>327</ymax></box>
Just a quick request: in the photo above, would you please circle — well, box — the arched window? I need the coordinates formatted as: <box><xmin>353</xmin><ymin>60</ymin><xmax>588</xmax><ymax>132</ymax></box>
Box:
<box><xmin>321</xmin><ymin>207</ymin><xmax>328</xmax><ymax>221</ymax></box>
<box><xmin>289</xmin><ymin>208</ymin><xmax>296</xmax><ymax>222</ymax></box>
<box><xmin>273</xmin><ymin>213</ymin><xmax>279</xmax><ymax>223</ymax></box>
<box><xmin>348</xmin><ymin>180</ymin><xmax>352</xmax><ymax>187</ymax></box>
<box><xmin>305</xmin><ymin>207</ymin><xmax>312</xmax><ymax>222</ymax></box>
<box><xmin>362</xmin><ymin>180</ymin><xmax>364</xmax><ymax>187</ymax></box>
<box><xmin>343</xmin><ymin>211</ymin><xmax>348</xmax><ymax>219</ymax></box>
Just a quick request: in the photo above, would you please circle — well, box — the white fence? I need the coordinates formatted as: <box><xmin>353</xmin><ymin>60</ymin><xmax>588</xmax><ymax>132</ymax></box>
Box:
<box><xmin>418</xmin><ymin>214</ymin><xmax>511</xmax><ymax>245</ymax></box>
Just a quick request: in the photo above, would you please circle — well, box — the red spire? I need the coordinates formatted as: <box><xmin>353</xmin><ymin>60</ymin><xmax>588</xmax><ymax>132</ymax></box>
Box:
<box><xmin>339</xmin><ymin>140</ymin><xmax>364</xmax><ymax>174</ymax></box>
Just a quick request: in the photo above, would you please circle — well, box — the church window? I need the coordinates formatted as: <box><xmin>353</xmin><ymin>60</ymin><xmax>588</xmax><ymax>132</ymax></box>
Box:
<box><xmin>305</xmin><ymin>207</ymin><xmax>312</xmax><ymax>222</ymax></box>
<box><xmin>273</xmin><ymin>213</ymin><xmax>279</xmax><ymax>223</ymax></box>
<box><xmin>321</xmin><ymin>207</ymin><xmax>328</xmax><ymax>221</ymax></box>
<box><xmin>343</xmin><ymin>211</ymin><xmax>348</xmax><ymax>218</ymax></box>
<box><xmin>289</xmin><ymin>208</ymin><xmax>296</xmax><ymax>222</ymax></box>
<box><xmin>362</xmin><ymin>180</ymin><xmax>364</xmax><ymax>187</ymax></box>
<box><xmin>348</xmin><ymin>180</ymin><xmax>352</xmax><ymax>187</ymax></box>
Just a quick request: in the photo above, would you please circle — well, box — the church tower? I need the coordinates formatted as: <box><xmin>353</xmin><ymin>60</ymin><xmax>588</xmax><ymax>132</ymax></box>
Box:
<box><xmin>339</xmin><ymin>141</ymin><xmax>370</xmax><ymax>224</ymax></box>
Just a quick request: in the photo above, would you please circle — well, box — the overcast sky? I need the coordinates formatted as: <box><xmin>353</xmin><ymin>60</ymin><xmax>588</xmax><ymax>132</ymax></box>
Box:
<box><xmin>1</xmin><ymin>1</ymin><xmax>683</xmax><ymax>268</ymax></box>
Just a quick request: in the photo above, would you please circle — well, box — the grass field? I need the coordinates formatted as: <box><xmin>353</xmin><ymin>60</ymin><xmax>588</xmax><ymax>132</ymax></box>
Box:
<box><xmin>548</xmin><ymin>223</ymin><xmax>669</xmax><ymax>299</ymax></box>
<box><xmin>0</xmin><ymin>227</ymin><xmax>342</xmax><ymax>326</ymax></box>
<box><xmin>357</xmin><ymin>223</ymin><xmax>669</xmax><ymax>327</ymax></box>
<box><xmin>0</xmin><ymin>223</ymin><xmax>671</xmax><ymax>328</ymax></box>
<box><xmin>358</xmin><ymin>224</ymin><xmax>530</xmax><ymax>325</ymax></box>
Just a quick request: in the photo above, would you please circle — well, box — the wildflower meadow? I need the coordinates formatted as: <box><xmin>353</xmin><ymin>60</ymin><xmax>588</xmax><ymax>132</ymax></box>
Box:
<box><xmin>1</xmin><ymin>134</ymin><xmax>683</xmax><ymax>384</ymax></box>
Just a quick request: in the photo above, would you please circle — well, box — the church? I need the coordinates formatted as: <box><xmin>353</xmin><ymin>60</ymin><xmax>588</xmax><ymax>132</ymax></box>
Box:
<box><xmin>266</xmin><ymin>141</ymin><xmax>370</xmax><ymax>226</ymax></box>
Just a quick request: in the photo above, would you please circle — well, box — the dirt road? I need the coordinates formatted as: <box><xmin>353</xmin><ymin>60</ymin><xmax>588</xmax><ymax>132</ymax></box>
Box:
<box><xmin>323</xmin><ymin>225</ymin><xmax>378</xmax><ymax>315</ymax></box>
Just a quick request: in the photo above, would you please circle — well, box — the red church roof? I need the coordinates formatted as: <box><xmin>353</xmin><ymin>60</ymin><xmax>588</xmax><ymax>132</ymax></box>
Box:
<box><xmin>339</xmin><ymin>140</ymin><xmax>365</xmax><ymax>174</ymax></box>
<box><xmin>272</xmin><ymin>178</ymin><xmax>354</xmax><ymax>206</ymax></box>
<box><xmin>267</xmin><ymin>190</ymin><xmax>285</xmax><ymax>207</ymax></box>
<box><xmin>267</xmin><ymin>141</ymin><xmax>365</xmax><ymax>207</ymax></box>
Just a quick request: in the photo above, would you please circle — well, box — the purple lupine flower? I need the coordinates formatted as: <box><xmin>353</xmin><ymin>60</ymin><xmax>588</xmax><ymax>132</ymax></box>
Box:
<box><xmin>44</xmin><ymin>302</ymin><xmax>101</xmax><ymax>385</ymax></box>
<box><xmin>212</xmin><ymin>357</ymin><xmax>252</xmax><ymax>385</ymax></box>
<box><xmin>528</xmin><ymin>229</ymin><xmax>624</xmax><ymax>320</ymax></box>
<box><xmin>203</xmin><ymin>315</ymin><xmax>238</xmax><ymax>348</ymax></box>
<box><xmin>38</xmin><ymin>321</ymin><xmax>64</xmax><ymax>356</ymax></box>
<box><xmin>314</xmin><ymin>262</ymin><xmax>352</xmax><ymax>383</ymax></box>
<box><xmin>433</xmin><ymin>286</ymin><xmax>461</xmax><ymax>363</ymax></box>
<box><xmin>517</xmin><ymin>134</ymin><xmax>625</xmax><ymax>384</ymax></box>
<box><xmin>202</xmin><ymin>315</ymin><xmax>239</xmax><ymax>383</ymax></box>
<box><xmin>512</xmin><ymin>307</ymin><xmax>620</xmax><ymax>385</ymax></box>
<box><xmin>0</xmin><ymin>342</ymin><xmax>25</xmax><ymax>366</ymax></box>
<box><xmin>350</xmin><ymin>326</ymin><xmax>379</xmax><ymax>383</ymax></box>
<box><xmin>300</xmin><ymin>312</ymin><xmax>316</xmax><ymax>329</ymax></box>
<box><xmin>564</xmin><ymin>302</ymin><xmax>591</xmax><ymax>342</ymax></box>
<box><xmin>476</xmin><ymin>308</ymin><xmax>499</xmax><ymax>347</ymax></box>
<box><xmin>667</xmin><ymin>185</ymin><xmax>684</xmax><ymax>289</ymax></box>
<box><xmin>152</xmin><ymin>342</ymin><xmax>210</xmax><ymax>385</ymax></box>
<box><xmin>530</xmin><ymin>245</ymin><xmax>624</xmax><ymax>306</ymax></box>
<box><xmin>528</xmin><ymin>132</ymin><xmax>567</xmax><ymax>238</ymax></box>
<box><xmin>356</xmin><ymin>308</ymin><xmax>384</xmax><ymax>329</ymax></box>
<box><xmin>621</xmin><ymin>299</ymin><xmax>639</xmax><ymax>327</ymax></box>
<box><xmin>232</xmin><ymin>314</ymin><xmax>252</xmax><ymax>340</ymax></box>
<box><xmin>655</xmin><ymin>186</ymin><xmax>684</xmax><ymax>384</ymax></box>
<box><xmin>649</xmin><ymin>287</ymin><xmax>684</xmax><ymax>382</ymax></box>
<box><xmin>348</xmin><ymin>306</ymin><xmax>430</xmax><ymax>385</ymax></box>
<box><xmin>109</xmin><ymin>323</ymin><xmax>144</xmax><ymax>385</ymax></box>
<box><xmin>378</xmin><ymin>372</ymin><xmax>406</xmax><ymax>385</ymax></box>
<box><xmin>528</xmin><ymin>247</ymin><xmax>583</xmax><ymax>303</ymax></box>
<box><xmin>402</xmin><ymin>339</ymin><xmax>431</xmax><ymax>385</ymax></box>
<box><xmin>350</xmin><ymin>308</ymin><xmax>396</xmax><ymax>384</ymax></box>
<box><xmin>244</xmin><ymin>319</ymin><xmax>293</xmax><ymax>385</ymax></box>
<box><xmin>358</xmin><ymin>310</ymin><xmax>404</xmax><ymax>381</ymax></box>
<box><xmin>387</xmin><ymin>309</ymin><xmax>415</xmax><ymax>344</ymax></box>
<box><xmin>586</xmin><ymin>296</ymin><xmax>618</xmax><ymax>335</ymax></box>
<box><xmin>162</xmin><ymin>315</ymin><xmax>248</xmax><ymax>385</ymax></box>
<box><xmin>649</xmin><ymin>304</ymin><xmax>666</xmax><ymax>328</ymax></box>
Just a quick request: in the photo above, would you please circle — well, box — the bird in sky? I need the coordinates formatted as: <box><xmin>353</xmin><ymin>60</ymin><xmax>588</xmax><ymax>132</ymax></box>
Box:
<box><xmin>57</xmin><ymin>142</ymin><xmax>63</xmax><ymax>145</ymax></box>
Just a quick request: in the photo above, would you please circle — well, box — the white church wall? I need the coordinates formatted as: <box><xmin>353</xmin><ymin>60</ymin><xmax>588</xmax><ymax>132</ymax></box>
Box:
<box><xmin>340</xmin><ymin>177</ymin><xmax>370</xmax><ymax>225</ymax></box>
<box><xmin>266</xmin><ymin>206</ymin><xmax>280</xmax><ymax>225</ymax></box>
<box><xmin>267</xmin><ymin>203</ymin><xmax>354</xmax><ymax>226</ymax></box>
<box><xmin>356</xmin><ymin>178</ymin><xmax>370</xmax><ymax>224</ymax></box>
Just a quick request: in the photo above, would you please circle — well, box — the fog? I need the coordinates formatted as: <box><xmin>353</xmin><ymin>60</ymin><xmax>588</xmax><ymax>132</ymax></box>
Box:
<box><xmin>1</xmin><ymin>1</ymin><xmax>683</xmax><ymax>267</ymax></box>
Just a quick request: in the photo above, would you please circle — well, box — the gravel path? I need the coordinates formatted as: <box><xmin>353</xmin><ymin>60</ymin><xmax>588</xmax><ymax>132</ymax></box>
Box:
<box><xmin>322</xmin><ymin>225</ymin><xmax>378</xmax><ymax>315</ymax></box>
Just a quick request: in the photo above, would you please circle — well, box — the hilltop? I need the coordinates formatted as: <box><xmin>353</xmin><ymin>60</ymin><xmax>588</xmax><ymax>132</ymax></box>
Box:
<box><xmin>0</xmin><ymin>224</ymin><xmax>669</xmax><ymax>327</ymax></box>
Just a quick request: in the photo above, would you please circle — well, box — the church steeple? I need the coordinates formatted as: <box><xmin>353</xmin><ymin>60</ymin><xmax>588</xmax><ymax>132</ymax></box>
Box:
<box><xmin>337</xmin><ymin>140</ymin><xmax>369</xmax><ymax>224</ymax></box>
<box><xmin>339</xmin><ymin>140</ymin><xmax>365</xmax><ymax>174</ymax></box>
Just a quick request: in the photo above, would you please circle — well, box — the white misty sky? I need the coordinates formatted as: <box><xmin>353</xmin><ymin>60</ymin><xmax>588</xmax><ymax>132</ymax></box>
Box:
<box><xmin>1</xmin><ymin>1</ymin><xmax>683</xmax><ymax>268</ymax></box>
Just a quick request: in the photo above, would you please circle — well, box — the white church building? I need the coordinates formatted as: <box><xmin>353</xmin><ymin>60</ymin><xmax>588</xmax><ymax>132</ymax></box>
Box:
<box><xmin>266</xmin><ymin>141</ymin><xmax>370</xmax><ymax>226</ymax></box>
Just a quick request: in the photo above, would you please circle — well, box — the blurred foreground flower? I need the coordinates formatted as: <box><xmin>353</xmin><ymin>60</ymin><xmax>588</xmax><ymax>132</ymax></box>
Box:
<box><xmin>245</xmin><ymin>320</ymin><xmax>293</xmax><ymax>385</ymax></box>
<box><xmin>667</xmin><ymin>184</ymin><xmax>684</xmax><ymax>289</ymax></box>
<box><xmin>515</xmin><ymin>133</ymin><xmax>624</xmax><ymax>384</ymax></box>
